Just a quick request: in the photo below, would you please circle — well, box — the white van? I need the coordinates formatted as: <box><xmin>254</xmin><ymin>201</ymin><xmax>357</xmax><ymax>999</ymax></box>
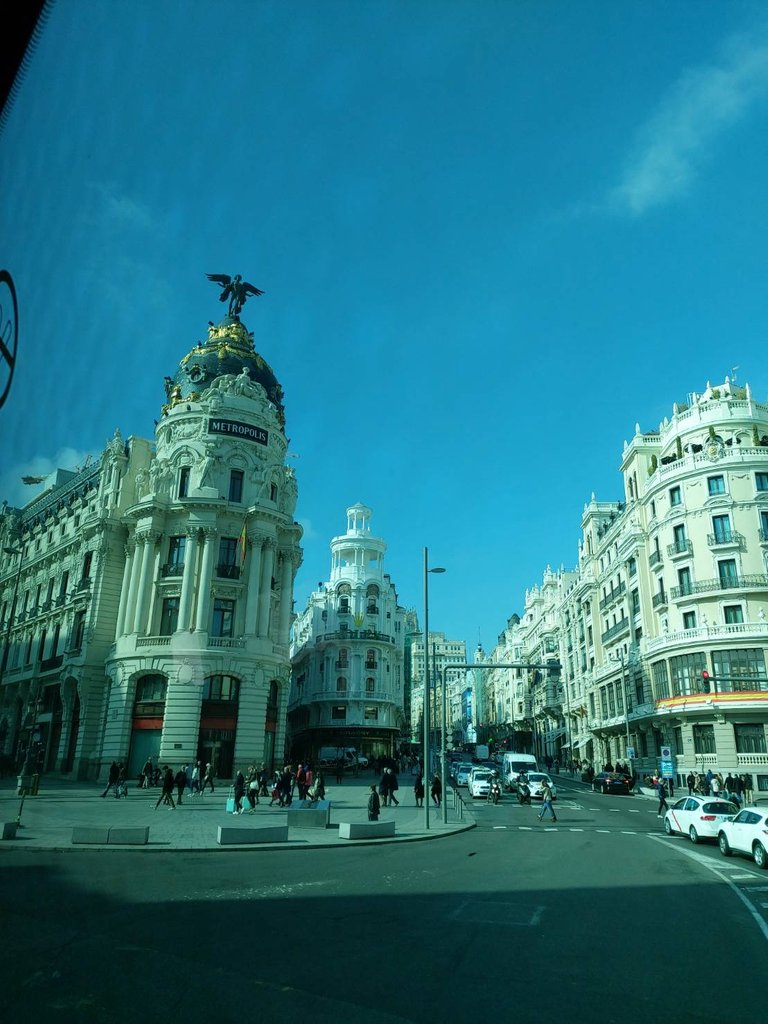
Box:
<box><xmin>502</xmin><ymin>753</ymin><xmax>538</xmax><ymax>791</ymax></box>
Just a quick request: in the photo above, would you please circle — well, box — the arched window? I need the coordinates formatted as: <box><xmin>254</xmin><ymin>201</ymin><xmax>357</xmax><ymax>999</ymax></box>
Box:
<box><xmin>337</xmin><ymin>647</ymin><xmax>349</xmax><ymax>668</ymax></box>
<box><xmin>135</xmin><ymin>674</ymin><xmax>167</xmax><ymax>703</ymax></box>
<box><xmin>365</xmin><ymin>649</ymin><xmax>376</xmax><ymax>669</ymax></box>
<box><xmin>365</xmin><ymin>677</ymin><xmax>375</xmax><ymax>693</ymax></box>
<box><xmin>202</xmin><ymin>674</ymin><xmax>240</xmax><ymax>701</ymax></box>
<box><xmin>366</xmin><ymin>584</ymin><xmax>379</xmax><ymax>614</ymax></box>
<box><xmin>338</xmin><ymin>583</ymin><xmax>351</xmax><ymax>614</ymax></box>
<box><xmin>336</xmin><ymin>676</ymin><xmax>347</xmax><ymax>692</ymax></box>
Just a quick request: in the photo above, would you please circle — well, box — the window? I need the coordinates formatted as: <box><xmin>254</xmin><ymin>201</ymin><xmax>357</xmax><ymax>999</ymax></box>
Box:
<box><xmin>365</xmin><ymin>677</ymin><xmax>375</xmax><ymax>693</ymax></box>
<box><xmin>135</xmin><ymin>674</ymin><xmax>167</xmax><ymax>702</ymax></box>
<box><xmin>270</xmin><ymin>482</ymin><xmax>278</xmax><ymax>501</ymax></box>
<box><xmin>672</xmin><ymin>523</ymin><xmax>687</xmax><ymax>553</ymax></box>
<box><xmin>677</xmin><ymin>566</ymin><xmax>692</xmax><ymax>596</ymax></box>
<box><xmin>364</xmin><ymin>706</ymin><xmax>378</xmax><ymax>721</ymax></box>
<box><xmin>673</xmin><ymin>726</ymin><xmax>683</xmax><ymax>755</ymax></box>
<box><xmin>167</xmin><ymin>535</ymin><xmax>186</xmax><ymax>569</ymax></box>
<box><xmin>59</xmin><ymin>570</ymin><xmax>69</xmax><ymax>600</ymax></box>
<box><xmin>724</xmin><ymin>605</ymin><xmax>744</xmax><ymax>625</ymax></box>
<box><xmin>159</xmin><ymin>597</ymin><xmax>179</xmax><ymax>635</ymax></box>
<box><xmin>711</xmin><ymin>514</ymin><xmax>732</xmax><ymax>543</ymax></box>
<box><xmin>71</xmin><ymin>610</ymin><xmax>85</xmax><ymax>651</ymax></box>
<box><xmin>652</xmin><ymin>660</ymin><xmax>669</xmax><ymax>699</ymax></box>
<box><xmin>628</xmin><ymin>557</ymin><xmax>637</xmax><ymax>578</ymax></box>
<box><xmin>756</xmin><ymin>472</ymin><xmax>768</xmax><ymax>492</ymax></box>
<box><xmin>600</xmin><ymin>688</ymin><xmax>608</xmax><ymax>717</ymax></box>
<box><xmin>718</xmin><ymin>559</ymin><xmax>738</xmax><ymax>588</ymax></box>
<box><xmin>712</xmin><ymin>648</ymin><xmax>767</xmax><ymax>691</ymax></box>
<box><xmin>365</xmin><ymin>649</ymin><xmax>377</xmax><ymax>669</ymax></box>
<box><xmin>211</xmin><ymin>599</ymin><xmax>235</xmax><ymax>638</ymax></box>
<box><xmin>228</xmin><ymin>470</ymin><xmax>244</xmax><ymax>503</ymax></box>
<box><xmin>631</xmin><ymin>589</ymin><xmax>640</xmax><ymax>615</ymax></box>
<box><xmin>202</xmin><ymin>674</ymin><xmax>240</xmax><ymax>701</ymax></box>
<box><xmin>217</xmin><ymin>537</ymin><xmax>239</xmax><ymax>578</ymax></box>
<box><xmin>682</xmin><ymin>611</ymin><xmax>696</xmax><ymax>630</ymax></box>
<box><xmin>693</xmin><ymin>724</ymin><xmax>716</xmax><ymax>754</ymax></box>
<box><xmin>707</xmin><ymin>475</ymin><xmax>725</xmax><ymax>496</ymax></box>
<box><xmin>336</xmin><ymin>676</ymin><xmax>347</xmax><ymax>692</ymax></box>
<box><xmin>669</xmin><ymin>486</ymin><xmax>682</xmax><ymax>507</ymax></box>
<box><xmin>81</xmin><ymin>550</ymin><xmax>93</xmax><ymax>581</ymax></box>
<box><xmin>337</xmin><ymin>648</ymin><xmax>349</xmax><ymax>668</ymax></box>
<box><xmin>670</xmin><ymin>652</ymin><xmax>707</xmax><ymax>695</ymax></box>
<box><xmin>734</xmin><ymin>724</ymin><xmax>767</xmax><ymax>754</ymax></box>
<box><xmin>332</xmin><ymin>705</ymin><xmax>346</xmax><ymax>720</ymax></box>
<box><xmin>178</xmin><ymin>466</ymin><xmax>191</xmax><ymax>498</ymax></box>
<box><xmin>761</xmin><ymin>509</ymin><xmax>768</xmax><ymax>540</ymax></box>
<box><xmin>650</xmin><ymin>500</ymin><xmax>656</xmax><ymax>519</ymax></box>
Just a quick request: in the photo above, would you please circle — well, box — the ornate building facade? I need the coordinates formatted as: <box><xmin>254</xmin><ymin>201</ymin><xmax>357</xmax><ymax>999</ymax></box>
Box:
<box><xmin>0</xmin><ymin>299</ymin><xmax>301</xmax><ymax>781</ymax></box>
<box><xmin>288</xmin><ymin>504</ymin><xmax>407</xmax><ymax>761</ymax></box>
<box><xmin>482</xmin><ymin>379</ymin><xmax>768</xmax><ymax>789</ymax></box>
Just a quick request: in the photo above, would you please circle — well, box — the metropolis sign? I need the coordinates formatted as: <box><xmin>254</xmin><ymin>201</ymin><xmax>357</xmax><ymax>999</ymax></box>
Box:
<box><xmin>207</xmin><ymin>418</ymin><xmax>268</xmax><ymax>446</ymax></box>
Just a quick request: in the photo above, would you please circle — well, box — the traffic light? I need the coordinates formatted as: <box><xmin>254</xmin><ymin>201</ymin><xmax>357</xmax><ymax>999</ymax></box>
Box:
<box><xmin>547</xmin><ymin>664</ymin><xmax>562</xmax><ymax>680</ymax></box>
<box><xmin>701</xmin><ymin>670</ymin><xmax>711</xmax><ymax>693</ymax></box>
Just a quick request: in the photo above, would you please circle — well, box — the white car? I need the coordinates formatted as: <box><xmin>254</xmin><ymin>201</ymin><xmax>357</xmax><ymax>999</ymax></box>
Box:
<box><xmin>663</xmin><ymin>796</ymin><xmax>738</xmax><ymax>844</ymax></box>
<box><xmin>717</xmin><ymin>806</ymin><xmax>768</xmax><ymax>869</ymax></box>
<box><xmin>455</xmin><ymin>763</ymin><xmax>474</xmax><ymax>787</ymax></box>
<box><xmin>526</xmin><ymin>772</ymin><xmax>557</xmax><ymax>801</ymax></box>
<box><xmin>469</xmin><ymin>770</ymin><xmax>494</xmax><ymax>799</ymax></box>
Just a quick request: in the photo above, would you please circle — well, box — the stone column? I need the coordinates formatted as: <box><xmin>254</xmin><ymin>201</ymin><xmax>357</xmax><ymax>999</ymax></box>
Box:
<box><xmin>257</xmin><ymin>539</ymin><xmax>276</xmax><ymax>638</ymax></box>
<box><xmin>178</xmin><ymin>528</ymin><xmax>200</xmax><ymax>631</ymax></box>
<box><xmin>123</xmin><ymin>534</ymin><xmax>143</xmax><ymax>634</ymax></box>
<box><xmin>194</xmin><ymin>527</ymin><xmax>217</xmax><ymax>633</ymax></box>
<box><xmin>115</xmin><ymin>539</ymin><xmax>135</xmax><ymax>637</ymax></box>
<box><xmin>278</xmin><ymin>550</ymin><xmax>295</xmax><ymax>643</ymax></box>
<box><xmin>131</xmin><ymin>533</ymin><xmax>157</xmax><ymax>635</ymax></box>
<box><xmin>243</xmin><ymin>532</ymin><xmax>264</xmax><ymax>636</ymax></box>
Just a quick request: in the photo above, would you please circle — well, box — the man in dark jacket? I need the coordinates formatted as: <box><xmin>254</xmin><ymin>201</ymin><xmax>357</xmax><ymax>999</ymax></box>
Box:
<box><xmin>155</xmin><ymin>766</ymin><xmax>176</xmax><ymax>809</ymax></box>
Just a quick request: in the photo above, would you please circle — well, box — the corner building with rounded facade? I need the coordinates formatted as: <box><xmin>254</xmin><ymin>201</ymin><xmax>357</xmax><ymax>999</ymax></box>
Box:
<box><xmin>103</xmin><ymin>316</ymin><xmax>302</xmax><ymax>780</ymax></box>
<box><xmin>288</xmin><ymin>504</ymin><xmax>407</xmax><ymax>762</ymax></box>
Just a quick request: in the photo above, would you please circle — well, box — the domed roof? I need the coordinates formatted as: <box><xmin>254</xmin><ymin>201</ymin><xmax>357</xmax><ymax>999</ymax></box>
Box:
<box><xmin>164</xmin><ymin>315</ymin><xmax>284</xmax><ymax>419</ymax></box>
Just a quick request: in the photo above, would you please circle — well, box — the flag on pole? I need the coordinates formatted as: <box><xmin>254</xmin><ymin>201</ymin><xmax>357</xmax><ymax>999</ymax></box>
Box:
<box><xmin>238</xmin><ymin>522</ymin><xmax>247</xmax><ymax>565</ymax></box>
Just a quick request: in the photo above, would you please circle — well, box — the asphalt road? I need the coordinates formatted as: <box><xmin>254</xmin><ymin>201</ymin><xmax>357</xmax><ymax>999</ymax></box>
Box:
<box><xmin>1</xmin><ymin>777</ymin><xmax>766</xmax><ymax>1024</ymax></box>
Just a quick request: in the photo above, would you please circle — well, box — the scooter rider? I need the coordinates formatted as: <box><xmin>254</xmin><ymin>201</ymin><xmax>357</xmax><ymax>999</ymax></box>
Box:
<box><xmin>488</xmin><ymin>771</ymin><xmax>502</xmax><ymax>804</ymax></box>
<box><xmin>517</xmin><ymin>770</ymin><xmax>531</xmax><ymax>805</ymax></box>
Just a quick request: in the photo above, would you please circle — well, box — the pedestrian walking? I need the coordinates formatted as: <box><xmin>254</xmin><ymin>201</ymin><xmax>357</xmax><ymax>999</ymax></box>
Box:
<box><xmin>174</xmin><ymin>766</ymin><xmax>187</xmax><ymax>804</ymax></box>
<box><xmin>537</xmin><ymin>779</ymin><xmax>557</xmax><ymax>822</ymax></box>
<box><xmin>233</xmin><ymin>769</ymin><xmax>246</xmax><ymax>814</ymax></box>
<box><xmin>687</xmin><ymin>770</ymin><xmax>696</xmax><ymax>796</ymax></box>
<box><xmin>414</xmin><ymin>775</ymin><xmax>425</xmax><ymax>807</ymax></box>
<box><xmin>430</xmin><ymin>774</ymin><xmax>442</xmax><ymax>807</ymax></box>
<box><xmin>258</xmin><ymin>765</ymin><xmax>269</xmax><ymax>797</ymax></box>
<box><xmin>309</xmin><ymin>768</ymin><xmax>325</xmax><ymax>802</ymax></box>
<box><xmin>379</xmin><ymin>768</ymin><xmax>391</xmax><ymax>807</ymax></box>
<box><xmin>335</xmin><ymin>757</ymin><xmax>345</xmax><ymax>784</ymax></box>
<box><xmin>154</xmin><ymin>766</ymin><xmax>176</xmax><ymax>809</ymax></box>
<box><xmin>367</xmin><ymin>785</ymin><xmax>381</xmax><ymax>821</ymax></box>
<box><xmin>191</xmin><ymin>761</ymin><xmax>201</xmax><ymax>796</ymax></box>
<box><xmin>656</xmin><ymin>777</ymin><xmax>669</xmax><ymax>817</ymax></box>
<box><xmin>200</xmin><ymin>762</ymin><xmax>214</xmax><ymax>794</ymax></box>
<box><xmin>100</xmin><ymin>761</ymin><xmax>119</xmax><ymax>798</ymax></box>
<box><xmin>389</xmin><ymin>768</ymin><xmax>400</xmax><ymax>806</ymax></box>
<box><xmin>116</xmin><ymin>763</ymin><xmax>128</xmax><ymax>799</ymax></box>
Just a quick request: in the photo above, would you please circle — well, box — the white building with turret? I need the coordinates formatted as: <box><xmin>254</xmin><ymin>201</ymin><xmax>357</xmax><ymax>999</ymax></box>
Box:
<box><xmin>288</xmin><ymin>504</ymin><xmax>407</xmax><ymax>762</ymax></box>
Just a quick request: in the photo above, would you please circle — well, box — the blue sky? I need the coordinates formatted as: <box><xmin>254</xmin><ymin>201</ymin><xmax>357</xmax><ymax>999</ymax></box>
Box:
<box><xmin>1</xmin><ymin>1</ymin><xmax>768</xmax><ymax>651</ymax></box>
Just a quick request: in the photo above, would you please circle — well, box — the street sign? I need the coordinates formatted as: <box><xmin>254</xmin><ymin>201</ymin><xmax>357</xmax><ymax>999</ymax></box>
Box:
<box><xmin>626</xmin><ymin>746</ymin><xmax>636</xmax><ymax>760</ymax></box>
<box><xmin>660</xmin><ymin>746</ymin><xmax>675</xmax><ymax>779</ymax></box>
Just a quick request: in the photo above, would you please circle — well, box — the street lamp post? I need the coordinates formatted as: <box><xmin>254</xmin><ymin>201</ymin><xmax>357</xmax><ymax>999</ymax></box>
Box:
<box><xmin>422</xmin><ymin>548</ymin><xmax>445</xmax><ymax>830</ymax></box>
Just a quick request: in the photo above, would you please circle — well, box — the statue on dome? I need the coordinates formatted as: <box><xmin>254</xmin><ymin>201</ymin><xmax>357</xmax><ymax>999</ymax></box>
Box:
<box><xmin>206</xmin><ymin>273</ymin><xmax>264</xmax><ymax>318</ymax></box>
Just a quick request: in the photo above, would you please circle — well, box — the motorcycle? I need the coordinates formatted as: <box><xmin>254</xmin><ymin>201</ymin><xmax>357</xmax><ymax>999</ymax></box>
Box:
<box><xmin>517</xmin><ymin>780</ymin><xmax>531</xmax><ymax>805</ymax></box>
<box><xmin>488</xmin><ymin>779</ymin><xmax>502</xmax><ymax>804</ymax></box>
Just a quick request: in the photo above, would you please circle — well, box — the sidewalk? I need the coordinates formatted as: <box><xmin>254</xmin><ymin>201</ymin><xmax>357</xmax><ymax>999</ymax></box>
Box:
<box><xmin>0</xmin><ymin>773</ymin><xmax>475</xmax><ymax>853</ymax></box>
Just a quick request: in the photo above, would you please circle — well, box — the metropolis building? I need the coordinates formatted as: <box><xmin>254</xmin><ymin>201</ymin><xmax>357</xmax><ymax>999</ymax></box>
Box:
<box><xmin>481</xmin><ymin>379</ymin><xmax>768</xmax><ymax>791</ymax></box>
<box><xmin>0</xmin><ymin>296</ymin><xmax>301</xmax><ymax>781</ymax></box>
<box><xmin>288</xmin><ymin>504</ymin><xmax>408</xmax><ymax>761</ymax></box>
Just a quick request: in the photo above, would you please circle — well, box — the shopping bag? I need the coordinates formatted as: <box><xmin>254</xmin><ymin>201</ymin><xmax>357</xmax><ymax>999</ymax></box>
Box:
<box><xmin>225</xmin><ymin>786</ymin><xmax>235</xmax><ymax>813</ymax></box>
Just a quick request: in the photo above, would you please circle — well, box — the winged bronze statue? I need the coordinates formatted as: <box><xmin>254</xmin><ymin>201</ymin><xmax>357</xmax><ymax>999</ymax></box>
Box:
<box><xmin>206</xmin><ymin>273</ymin><xmax>264</xmax><ymax>318</ymax></box>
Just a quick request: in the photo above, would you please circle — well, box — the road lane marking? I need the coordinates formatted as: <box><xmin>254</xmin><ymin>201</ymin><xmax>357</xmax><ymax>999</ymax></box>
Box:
<box><xmin>493</xmin><ymin>826</ymin><xmax>508</xmax><ymax>830</ymax></box>
<box><xmin>569</xmin><ymin>828</ymin><xmax>584</xmax><ymax>832</ymax></box>
<box><xmin>647</xmin><ymin>835</ymin><xmax>768</xmax><ymax>945</ymax></box>
<box><xmin>621</xmin><ymin>831</ymin><xmax>637</xmax><ymax>835</ymax></box>
<box><xmin>596</xmin><ymin>829</ymin><xmax>610</xmax><ymax>833</ymax></box>
<box><xmin>629</xmin><ymin>810</ymin><xmax>640</xmax><ymax>813</ymax></box>
<box><xmin>729</xmin><ymin>874</ymin><xmax>757</xmax><ymax>880</ymax></box>
<box><xmin>745</xmin><ymin>887</ymin><xmax>768</xmax><ymax>892</ymax></box>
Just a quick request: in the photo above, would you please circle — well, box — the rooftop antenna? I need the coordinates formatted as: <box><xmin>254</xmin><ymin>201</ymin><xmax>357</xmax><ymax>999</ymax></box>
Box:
<box><xmin>730</xmin><ymin>366</ymin><xmax>739</xmax><ymax>385</ymax></box>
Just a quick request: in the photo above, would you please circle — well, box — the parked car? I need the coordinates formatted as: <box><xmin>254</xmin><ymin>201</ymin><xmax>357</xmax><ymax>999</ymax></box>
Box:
<box><xmin>717</xmin><ymin>806</ymin><xmax>768</xmax><ymax>869</ymax></box>
<box><xmin>455</xmin><ymin>763</ymin><xmax>474</xmax><ymax>787</ymax></box>
<box><xmin>591</xmin><ymin>771</ymin><xmax>633</xmax><ymax>795</ymax></box>
<box><xmin>526</xmin><ymin>772</ymin><xmax>557</xmax><ymax>801</ymax></box>
<box><xmin>469</xmin><ymin>770</ymin><xmax>494</xmax><ymax>799</ymax></box>
<box><xmin>664</xmin><ymin>796</ymin><xmax>738</xmax><ymax>844</ymax></box>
